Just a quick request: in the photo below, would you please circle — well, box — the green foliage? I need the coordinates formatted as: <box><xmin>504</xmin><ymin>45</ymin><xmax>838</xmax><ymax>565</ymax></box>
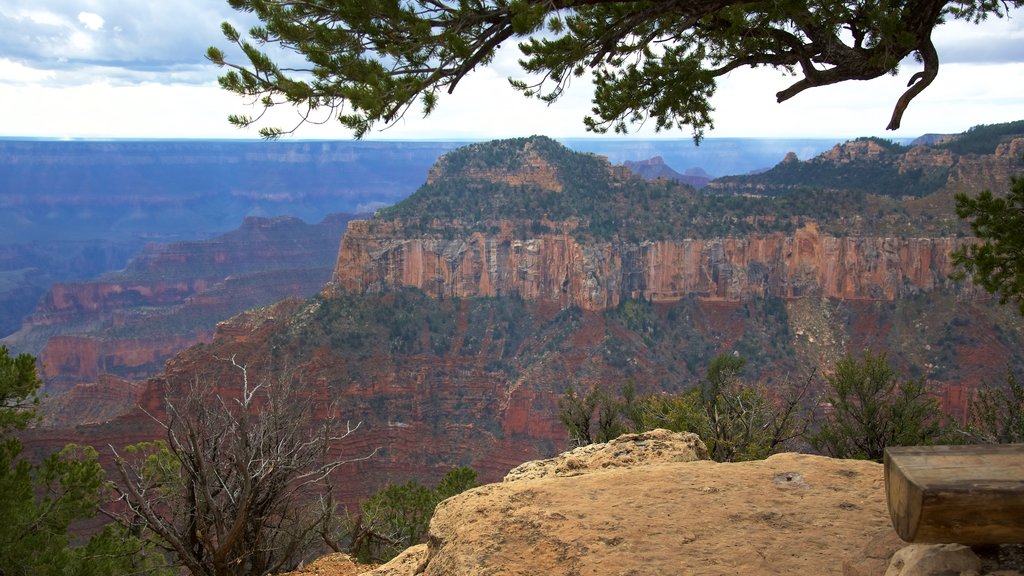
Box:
<box><xmin>347</xmin><ymin>467</ymin><xmax>478</xmax><ymax>563</ymax></box>
<box><xmin>557</xmin><ymin>385</ymin><xmax>598</xmax><ymax>448</ymax></box>
<box><xmin>952</xmin><ymin>178</ymin><xmax>1024</xmax><ymax>315</ymax></box>
<box><xmin>211</xmin><ymin>0</ymin><xmax>1014</xmax><ymax>139</ymax></box>
<box><xmin>0</xmin><ymin>345</ymin><xmax>41</xmax><ymax>432</ymax></box>
<box><xmin>434</xmin><ymin>466</ymin><xmax>479</xmax><ymax>501</ymax></box>
<box><xmin>369</xmin><ymin>136</ymin><xmax>961</xmax><ymax>243</ymax></box>
<box><xmin>557</xmin><ymin>355</ymin><xmax>809</xmax><ymax>462</ymax></box>
<box><xmin>965</xmin><ymin>370</ymin><xmax>1024</xmax><ymax>444</ymax></box>
<box><xmin>695</xmin><ymin>356</ymin><xmax>810</xmax><ymax>462</ymax></box>
<box><xmin>639</xmin><ymin>389</ymin><xmax>708</xmax><ymax>438</ymax></box>
<box><xmin>935</xmin><ymin>119</ymin><xmax>1024</xmax><ymax>155</ymax></box>
<box><xmin>810</xmin><ymin>352</ymin><xmax>952</xmax><ymax>461</ymax></box>
<box><xmin>0</xmin><ymin>346</ymin><xmax>166</xmax><ymax>576</ymax></box>
<box><xmin>352</xmin><ymin>481</ymin><xmax>436</xmax><ymax>562</ymax></box>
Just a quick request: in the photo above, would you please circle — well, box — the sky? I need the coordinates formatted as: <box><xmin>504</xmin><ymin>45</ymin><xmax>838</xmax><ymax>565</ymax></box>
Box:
<box><xmin>0</xmin><ymin>1</ymin><xmax>1022</xmax><ymax>141</ymax></box>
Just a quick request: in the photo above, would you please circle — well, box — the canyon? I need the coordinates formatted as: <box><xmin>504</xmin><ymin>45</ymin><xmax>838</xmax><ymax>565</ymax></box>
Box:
<box><xmin>3</xmin><ymin>214</ymin><xmax>356</xmax><ymax>393</ymax></box>
<box><xmin>19</xmin><ymin>126</ymin><xmax>1024</xmax><ymax>515</ymax></box>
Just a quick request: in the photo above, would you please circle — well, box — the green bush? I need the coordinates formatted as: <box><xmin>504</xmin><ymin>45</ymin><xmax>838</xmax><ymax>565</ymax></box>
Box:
<box><xmin>964</xmin><ymin>370</ymin><xmax>1024</xmax><ymax>444</ymax></box>
<box><xmin>809</xmin><ymin>352</ymin><xmax>953</xmax><ymax>461</ymax></box>
<box><xmin>0</xmin><ymin>346</ymin><xmax>169</xmax><ymax>576</ymax></box>
<box><xmin>347</xmin><ymin>466</ymin><xmax>478</xmax><ymax>563</ymax></box>
<box><xmin>557</xmin><ymin>355</ymin><xmax>810</xmax><ymax>462</ymax></box>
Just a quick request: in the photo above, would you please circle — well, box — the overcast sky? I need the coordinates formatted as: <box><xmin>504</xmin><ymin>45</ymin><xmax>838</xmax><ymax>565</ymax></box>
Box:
<box><xmin>0</xmin><ymin>1</ymin><xmax>1022</xmax><ymax>140</ymax></box>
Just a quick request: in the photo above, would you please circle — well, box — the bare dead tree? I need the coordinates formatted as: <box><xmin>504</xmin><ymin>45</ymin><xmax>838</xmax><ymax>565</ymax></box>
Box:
<box><xmin>109</xmin><ymin>356</ymin><xmax>376</xmax><ymax>576</ymax></box>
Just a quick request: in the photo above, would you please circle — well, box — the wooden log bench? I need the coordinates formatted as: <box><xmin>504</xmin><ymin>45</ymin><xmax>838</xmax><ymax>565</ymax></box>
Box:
<box><xmin>884</xmin><ymin>444</ymin><xmax>1024</xmax><ymax>544</ymax></box>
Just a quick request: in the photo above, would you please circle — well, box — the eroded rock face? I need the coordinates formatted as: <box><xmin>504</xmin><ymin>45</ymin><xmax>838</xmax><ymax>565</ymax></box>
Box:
<box><xmin>502</xmin><ymin>429</ymin><xmax>709</xmax><ymax>482</ymax></box>
<box><xmin>332</xmin><ymin>221</ymin><xmax>973</xmax><ymax>311</ymax></box>
<box><xmin>368</xmin><ymin>450</ymin><xmax>892</xmax><ymax>576</ymax></box>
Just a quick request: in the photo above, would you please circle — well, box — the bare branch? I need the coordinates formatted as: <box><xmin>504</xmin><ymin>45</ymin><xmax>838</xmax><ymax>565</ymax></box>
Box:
<box><xmin>108</xmin><ymin>358</ymin><xmax>377</xmax><ymax>575</ymax></box>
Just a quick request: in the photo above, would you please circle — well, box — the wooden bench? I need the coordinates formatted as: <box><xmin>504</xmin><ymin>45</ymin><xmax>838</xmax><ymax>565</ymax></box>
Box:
<box><xmin>884</xmin><ymin>445</ymin><xmax>1024</xmax><ymax>544</ymax></box>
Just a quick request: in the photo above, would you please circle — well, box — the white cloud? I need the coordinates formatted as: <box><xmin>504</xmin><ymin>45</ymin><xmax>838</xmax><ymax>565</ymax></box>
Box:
<box><xmin>0</xmin><ymin>58</ymin><xmax>55</xmax><ymax>83</ymax></box>
<box><xmin>77</xmin><ymin>11</ymin><xmax>103</xmax><ymax>31</ymax></box>
<box><xmin>14</xmin><ymin>8</ymin><xmax>68</xmax><ymax>27</ymax></box>
<box><xmin>0</xmin><ymin>81</ymin><xmax>245</xmax><ymax>139</ymax></box>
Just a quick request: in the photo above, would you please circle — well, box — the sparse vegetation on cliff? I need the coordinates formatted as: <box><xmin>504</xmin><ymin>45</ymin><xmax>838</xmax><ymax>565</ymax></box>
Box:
<box><xmin>712</xmin><ymin>138</ymin><xmax>949</xmax><ymax>198</ymax></box>
<box><xmin>558</xmin><ymin>354</ymin><xmax>810</xmax><ymax>461</ymax></box>
<box><xmin>935</xmin><ymin>119</ymin><xmax>1024</xmax><ymax>155</ymax></box>
<box><xmin>369</xmin><ymin>133</ymin><xmax>1007</xmax><ymax>241</ymax></box>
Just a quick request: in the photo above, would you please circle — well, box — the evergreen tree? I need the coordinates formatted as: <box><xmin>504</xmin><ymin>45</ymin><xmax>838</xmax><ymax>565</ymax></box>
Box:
<box><xmin>207</xmin><ymin>1</ymin><xmax>1018</xmax><ymax>139</ymax></box>
<box><xmin>953</xmin><ymin>178</ymin><xmax>1024</xmax><ymax>315</ymax></box>
<box><xmin>0</xmin><ymin>346</ymin><xmax>164</xmax><ymax>576</ymax></box>
<box><xmin>810</xmin><ymin>352</ymin><xmax>951</xmax><ymax>461</ymax></box>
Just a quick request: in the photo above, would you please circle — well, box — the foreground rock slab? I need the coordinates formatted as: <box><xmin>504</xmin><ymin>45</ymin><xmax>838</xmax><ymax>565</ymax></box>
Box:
<box><xmin>370</xmin><ymin>451</ymin><xmax>892</xmax><ymax>575</ymax></box>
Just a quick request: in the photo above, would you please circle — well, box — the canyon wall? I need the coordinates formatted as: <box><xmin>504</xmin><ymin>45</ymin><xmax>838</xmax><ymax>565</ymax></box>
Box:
<box><xmin>4</xmin><ymin>215</ymin><xmax>354</xmax><ymax>392</ymax></box>
<box><xmin>332</xmin><ymin>221</ymin><xmax>975</xmax><ymax>310</ymax></box>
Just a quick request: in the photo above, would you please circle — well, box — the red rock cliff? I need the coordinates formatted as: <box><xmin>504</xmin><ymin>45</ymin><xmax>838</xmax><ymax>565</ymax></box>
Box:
<box><xmin>332</xmin><ymin>221</ymin><xmax>975</xmax><ymax>310</ymax></box>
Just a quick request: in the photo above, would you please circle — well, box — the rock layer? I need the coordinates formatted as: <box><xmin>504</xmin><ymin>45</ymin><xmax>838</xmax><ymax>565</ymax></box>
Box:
<box><xmin>333</xmin><ymin>221</ymin><xmax>973</xmax><ymax>311</ymax></box>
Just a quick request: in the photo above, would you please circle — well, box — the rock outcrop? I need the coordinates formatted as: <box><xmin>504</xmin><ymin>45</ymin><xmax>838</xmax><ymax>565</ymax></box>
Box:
<box><xmin>367</xmin><ymin>437</ymin><xmax>893</xmax><ymax>576</ymax></box>
<box><xmin>426</xmin><ymin>139</ymin><xmax>566</xmax><ymax>192</ymax></box>
<box><xmin>502</xmin><ymin>429</ymin><xmax>710</xmax><ymax>481</ymax></box>
<box><xmin>285</xmin><ymin>433</ymin><xmax>1024</xmax><ymax>576</ymax></box>
<box><xmin>332</xmin><ymin>221</ymin><xmax>973</xmax><ymax>311</ymax></box>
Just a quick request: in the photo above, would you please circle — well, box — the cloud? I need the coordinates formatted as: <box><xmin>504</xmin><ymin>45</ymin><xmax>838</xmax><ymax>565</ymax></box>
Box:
<box><xmin>0</xmin><ymin>0</ymin><xmax>254</xmax><ymax>86</ymax></box>
<box><xmin>934</xmin><ymin>10</ymin><xmax>1024</xmax><ymax>63</ymax></box>
<box><xmin>77</xmin><ymin>11</ymin><xmax>103</xmax><ymax>31</ymax></box>
<box><xmin>0</xmin><ymin>58</ymin><xmax>55</xmax><ymax>83</ymax></box>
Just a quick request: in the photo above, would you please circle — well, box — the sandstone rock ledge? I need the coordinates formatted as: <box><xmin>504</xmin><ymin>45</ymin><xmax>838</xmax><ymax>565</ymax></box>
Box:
<box><xmin>368</xmin><ymin>430</ymin><xmax>896</xmax><ymax>576</ymax></box>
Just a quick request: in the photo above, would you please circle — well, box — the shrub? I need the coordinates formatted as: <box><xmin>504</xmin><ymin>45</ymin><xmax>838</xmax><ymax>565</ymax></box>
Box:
<box><xmin>809</xmin><ymin>352</ymin><xmax>953</xmax><ymax>461</ymax></box>
<box><xmin>347</xmin><ymin>466</ymin><xmax>478</xmax><ymax>563</ymax></box>
<box><xmin>557</xmin><ymin>355</ymin><xmax>810</xmax><ymax>462</ymax></box>
<box><xmin>964</xmin><ymin>370</ymin><xmax>1024</xmax><ymax>444</ymax></box>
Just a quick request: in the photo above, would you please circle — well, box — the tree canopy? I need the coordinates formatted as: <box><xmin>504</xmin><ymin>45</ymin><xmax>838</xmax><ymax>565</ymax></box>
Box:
<box><xmin>953</xmin><ymin>178</ymin><xmax>1024</xmax><ymax>315</ymax></box>
<box><xmin>208</xmin><ymin>0</ymin><xmax>1020</xmax><ymax>140</ymax></box>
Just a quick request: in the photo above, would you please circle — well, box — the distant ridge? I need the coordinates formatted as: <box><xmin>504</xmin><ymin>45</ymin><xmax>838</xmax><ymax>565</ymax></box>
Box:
<box><xmin>622</xmin><ymin>156</ymin><xmax>711</xmax><ymax>188</ymax></box>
